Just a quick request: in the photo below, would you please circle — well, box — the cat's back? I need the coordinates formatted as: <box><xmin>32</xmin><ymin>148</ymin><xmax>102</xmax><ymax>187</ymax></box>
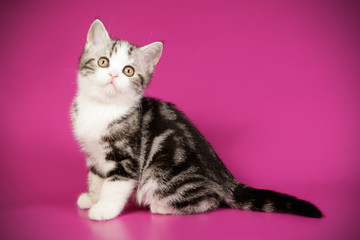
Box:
<box><xmin>140</xmin><ymin>97</ymin><xmax>188</xmax><ymax>127</ymax></box>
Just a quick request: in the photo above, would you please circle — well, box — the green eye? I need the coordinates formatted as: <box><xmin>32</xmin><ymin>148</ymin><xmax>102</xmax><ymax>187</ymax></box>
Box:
<box><xmin>98</xmin><ymin>57</ymin><xmax>109</xmax><ymax>68</ymax></box>
<box><xmin>123</xmin><ymin>65</ymin><xmax>135</xmax><ymax>77</ymax></box>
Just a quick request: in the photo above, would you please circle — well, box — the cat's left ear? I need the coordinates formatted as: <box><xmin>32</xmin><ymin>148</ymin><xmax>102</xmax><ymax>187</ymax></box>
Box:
<box><xmin>86</xmin><ymin>19</ymin><xmax>110</xmax><ymax>46</ymax></box>
<box><xmin>138</xmin><ymin>42</ymin><xmax>163</xmax><ymax>72</ymax></box>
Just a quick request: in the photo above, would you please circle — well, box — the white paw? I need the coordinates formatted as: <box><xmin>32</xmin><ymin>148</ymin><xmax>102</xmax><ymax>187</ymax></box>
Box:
<box><xmin>88</xmin><ymin>202</ymin><xmax>121</xmax><ymax>221</ymax></box>
<box><xmin>77</xmin><ymin>193</ymin><xmax>94</xmax><ymax>209</ymax></box>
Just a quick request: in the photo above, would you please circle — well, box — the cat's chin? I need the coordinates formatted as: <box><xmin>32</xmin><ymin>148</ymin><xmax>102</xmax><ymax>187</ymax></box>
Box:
<box><xmin>100</xmin><ymin>86</ymin><xmax>140</xmax><ymax>106</ymax></box>
<box><xmin>104</xmin><ymin>84</ymin><xmax>119</xmax><ymax>97</ymax></box>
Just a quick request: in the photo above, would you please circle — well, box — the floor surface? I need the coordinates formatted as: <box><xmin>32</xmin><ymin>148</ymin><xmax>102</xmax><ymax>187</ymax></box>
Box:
<box><xmin>2</xmin><ymin>182</ymin><xmax>360</xmax><ymax>240</ymax></box>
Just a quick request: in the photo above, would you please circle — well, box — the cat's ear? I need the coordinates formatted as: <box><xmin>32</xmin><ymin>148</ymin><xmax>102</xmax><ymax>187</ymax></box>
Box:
<box><xmin>86</xmin><ymin>19</ymin><xmax>110</xmax><ymax>46</ymax></box>
<box><xmin>138</xmin><ymin>42</ymin><xmax>163</xmax><ymax>71</ymax></box>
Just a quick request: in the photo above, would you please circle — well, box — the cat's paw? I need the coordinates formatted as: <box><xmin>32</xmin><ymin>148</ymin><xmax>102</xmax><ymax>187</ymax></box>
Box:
<box><xmin>88</xmin><ymin>202</ymin><xmax>121</xmax><ymax>221</ymax></box>
<box><xmin>77</xmin><ymin>193</ymin><xmax>94</xmax><ymax>209</ymax></box>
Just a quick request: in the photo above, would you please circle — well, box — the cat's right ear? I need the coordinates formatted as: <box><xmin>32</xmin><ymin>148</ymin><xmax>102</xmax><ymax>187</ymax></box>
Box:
<box><xmin>86</xmin><ymin>19</ymin><xmax>110</xmax><ymax>46</ymax></box>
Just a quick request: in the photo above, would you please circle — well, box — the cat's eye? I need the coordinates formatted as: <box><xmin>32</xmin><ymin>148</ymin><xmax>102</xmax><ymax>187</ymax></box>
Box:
<box><xmin>98</xmin><ymin>57</ymin><xmax>109</xmax><ymax>68</ymax></box>
<box><xmin>123</xmin><ymin>66</ymin><xmax>135</xmax><ymax>77</ymax></box>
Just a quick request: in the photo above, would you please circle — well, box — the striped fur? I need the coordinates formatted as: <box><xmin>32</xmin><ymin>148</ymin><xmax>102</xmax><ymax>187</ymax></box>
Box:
<box><xmin>71</xmin><ymin>19</ymin><xmax>322</xmax><ymax>220</ymax></box>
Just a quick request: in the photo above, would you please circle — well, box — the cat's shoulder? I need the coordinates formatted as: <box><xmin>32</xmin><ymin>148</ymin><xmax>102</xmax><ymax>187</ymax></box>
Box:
<box><xmin>141</xmin><ymin>96</ymin><xmax>177</xmax><ymax>111</ymax></box>
<box><xmin>141</xmin><ymin>97</ymin><xmax>188</xmax><ymax>123</ymax></box>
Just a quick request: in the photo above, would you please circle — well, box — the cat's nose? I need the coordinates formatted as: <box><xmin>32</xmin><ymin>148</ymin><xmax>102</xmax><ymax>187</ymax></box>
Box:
<box><xmin>109</xmin><ymin>73</ymin><xmax>118</xmax><ymax>80</ymax></box>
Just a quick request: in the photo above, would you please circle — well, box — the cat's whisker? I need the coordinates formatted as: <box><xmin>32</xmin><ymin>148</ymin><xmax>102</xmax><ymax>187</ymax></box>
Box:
<box><xmin>64</xmin><ymin>68</ymin><xmax>78</xmax><ymax>74</ymax></box>
<box><xmin>146</xmin><ymin>31</ymin><xmax>153</xmax><ymax>43</ymax></box>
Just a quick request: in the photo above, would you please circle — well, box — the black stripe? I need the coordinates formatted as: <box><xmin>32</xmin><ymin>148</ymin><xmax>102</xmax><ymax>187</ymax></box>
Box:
<box><xmin>108</xmin><ymin>175</ymin><xmax>126</xmax><ymax>181</ymax></box>
<box><xmin>90</xmin><ymin>166</ymin><xmax>105</xmax><ymax>178</ymax></box>
<box><xmin>80</xmin><ymin>58</ymin><xmax>95</xmax><ymax>71</ymax></box>
<box><xmin>138</xmin><ymin>74</ymin><xmax>145</xmax><ymax>86</ymax></box>
<box><xmin>84</xmin><ymin>58</ymin><xmax>95</xmax><ymax>65</ymax></box>
<box><xmin>158</xmin><ymin>177</ymin><xmax>205</xmax><ymax>198</ymax></box>
<box><xmin>105</xmin><ymin>145</ymin><xmax>133</xmax><ymax>162</ymax></box>
<box><xmin>171</xmin><ymin>193</ymin><xmax>218</xmax><ymax>209</ymax></box>
<box><xmin>110</xmin><ymin>41</ymin><xmax>117</xmax><ymax>57</ymax></box>
<box><xmin>181</xmin><ymin>185</ymin><xmax>207</xmax><ymax>198</ymax></box>
<box><xmin>128</xmin><ymin>46</ymin><xmax>134</xmax><ymax>56</ymax></box>
<box><xmin>82</xmin><ymin>66</ymin><xmax>95</xmax><ymax>71</ymax></box>
<box><xmin>107</xmin><ymin>161</ymin><xmax>138</xmax><ymax>180</ymax></box>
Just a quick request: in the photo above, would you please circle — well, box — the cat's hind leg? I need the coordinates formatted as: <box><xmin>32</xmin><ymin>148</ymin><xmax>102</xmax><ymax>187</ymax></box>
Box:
<box><xmin>150</xmin><ymin>201</ymin><xmax>181</xmax><ymax>215</ymax></box>
<box><xmin>176</xmin><ymin>195</ymin><xmax>221</xmax><ymax>214</ymax></box>
<box><xmin>150</xmin><ymin>194</ymin><xmax>220</xmax><ymax>215</ymax></box>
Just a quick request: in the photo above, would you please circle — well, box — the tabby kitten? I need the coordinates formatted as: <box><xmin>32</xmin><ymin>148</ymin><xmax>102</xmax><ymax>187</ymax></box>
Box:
<box><xmin>71</xmin><ymin>19</ymin><xmax>322</xmax><ymax>221</ymax></box>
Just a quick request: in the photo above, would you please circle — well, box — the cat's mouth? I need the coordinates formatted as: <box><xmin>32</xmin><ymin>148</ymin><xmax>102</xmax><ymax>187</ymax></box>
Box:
<box><xmin>105</xmin><ymin>78</ymin><xmax>120</xmax><ymax>88</ymax></box>
<box><xmin>106</xmin><ymin>81</ymin><xmax>115</xmax><ymax>87</ymax></box>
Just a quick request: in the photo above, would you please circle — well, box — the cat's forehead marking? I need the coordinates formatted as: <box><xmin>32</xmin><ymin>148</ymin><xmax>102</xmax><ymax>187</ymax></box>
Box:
<box><xmin>108</xmin><ymin>41</ymin><xmax>135</xmax><ymax>70</ymax></box>
<box><xmin>109</xmin><ymin>41</ymin><xmax>118</xmax><ymax>57</ymax></box>
<box><xmin>109</xmin><ymin>40</ymin><xmax>134</xmax><ymax>58</ymax></box>
<box><xmin>128</xmin><ymin>46</ymin><xmax>135</xmax><ymax>56</ymax></box>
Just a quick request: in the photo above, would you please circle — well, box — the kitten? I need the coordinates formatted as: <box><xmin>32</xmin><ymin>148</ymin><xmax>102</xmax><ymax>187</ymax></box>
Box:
<box><xmin>71</xmin><ymin>19</ymin><xmax>322</xmax><ymax>221</ymax></box>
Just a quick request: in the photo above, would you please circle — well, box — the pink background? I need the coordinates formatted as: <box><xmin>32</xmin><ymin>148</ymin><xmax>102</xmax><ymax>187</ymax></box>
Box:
<box><xmin>1</xmin><ymin>0</ymin><xmax>360</xmax><ymax>239</ymax></box>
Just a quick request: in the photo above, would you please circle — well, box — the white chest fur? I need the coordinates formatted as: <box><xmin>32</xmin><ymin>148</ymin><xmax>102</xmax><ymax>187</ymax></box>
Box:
<box><xmin>73</xmin><ymin>96</ymin><xmax>133</xmax><ymax>176</ymax></box>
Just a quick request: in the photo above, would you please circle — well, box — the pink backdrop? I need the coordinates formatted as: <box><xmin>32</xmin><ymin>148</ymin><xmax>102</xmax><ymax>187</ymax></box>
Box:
<box><xmin>1</xmin><ymin>0</ymin><xmax>359</xmax><ymax>239</ymax></box>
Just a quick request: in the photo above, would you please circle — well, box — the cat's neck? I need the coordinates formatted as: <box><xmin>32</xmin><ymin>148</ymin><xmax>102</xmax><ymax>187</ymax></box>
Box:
<box><xmin>76</xmin><ymin>91</ymin><xmax>141</xmax><ymax>118</ymax></box>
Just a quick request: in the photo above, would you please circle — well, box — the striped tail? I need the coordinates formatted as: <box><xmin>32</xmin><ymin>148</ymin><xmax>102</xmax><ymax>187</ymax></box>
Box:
<box><xmin>229</xmin><ymin>184</ymin><xmax>323</xmax><ymax>218</ymax></box>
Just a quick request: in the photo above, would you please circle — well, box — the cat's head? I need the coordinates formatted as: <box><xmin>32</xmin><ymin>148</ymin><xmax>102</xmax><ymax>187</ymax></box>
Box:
<box><xmin>77</xmin><ymin>19</ymin><xmax>163</xmax><ymax>104</ymax></box>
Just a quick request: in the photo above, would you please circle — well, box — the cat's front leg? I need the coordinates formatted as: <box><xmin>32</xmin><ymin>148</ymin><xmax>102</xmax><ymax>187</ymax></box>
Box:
<box><xmin>77</xmin><ymin>171</ymin><xmax>104</xmax><ymax>209</ymax></box>
<box><xmin>88</xmin><ymin>178</ymin><xmax>136</xmax><ymax>221</ymax></box>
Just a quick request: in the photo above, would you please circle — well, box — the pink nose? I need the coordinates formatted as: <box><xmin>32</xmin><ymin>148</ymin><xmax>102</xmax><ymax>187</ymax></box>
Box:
<box><xmin>109</xmin><ymin>73</ymin><xmax>118</xmax><ymax>80</ymax></box>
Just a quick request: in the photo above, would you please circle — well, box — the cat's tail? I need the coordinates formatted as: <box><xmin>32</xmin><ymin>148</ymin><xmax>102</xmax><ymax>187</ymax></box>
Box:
<box><xmin>226</xmin><ymin>183</ymin><xmax>323</xmax><ymax>218</ymax></box>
